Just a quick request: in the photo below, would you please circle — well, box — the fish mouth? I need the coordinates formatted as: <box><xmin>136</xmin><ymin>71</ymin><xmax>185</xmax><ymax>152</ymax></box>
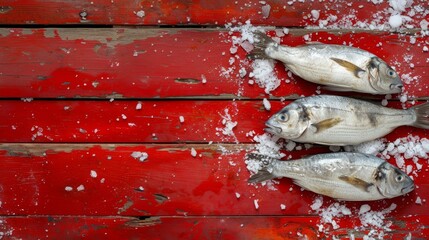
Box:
<box><xmin>389</xmin><ymin>83</ymin><xmax>403</xmax><ymax>93</ymax></box>
<box><xmin>264</xmin><ymin>123</ymin><xmax>282</xmax><ymax>135</ymax></box>
<box><xmin>401</xmin><ymin>183</ymin><xmax>415</xmax><ymax>194</ymax></box>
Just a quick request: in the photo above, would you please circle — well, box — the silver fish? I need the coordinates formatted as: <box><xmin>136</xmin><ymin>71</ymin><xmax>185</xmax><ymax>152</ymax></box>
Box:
<box><xmin>248</xmin><ymin>31</ymin><xmax>403</xmax><ymax>94</ymax></box>
<box><xmin>247</xmin><ymin>152</ymin><xmax>414</xmax><ymax>201</ymax></box>
<box><xmin>265</xmin><ymin>95</ymin><xmax>429</xmax><ymax>146</ymax></box>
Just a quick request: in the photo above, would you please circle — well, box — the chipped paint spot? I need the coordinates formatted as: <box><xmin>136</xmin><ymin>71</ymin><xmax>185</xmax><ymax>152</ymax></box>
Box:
<box><xmin>43</xmin><ymin>28</ymin><xmax>168</xmax><ymax>48</ymax></box>
<box><xmin>0</xmin><ymin>29</ymin><xmax>10</xmax><ymax>37</ymax></box>
<box><xmin>0</xmin><ymin>6</ymin><xmax>12</xmax><ymax>14</ymax></box>
<box><xmin>153</xmin><ymin>194</ymin><xmax>168</xmax><ymax>204</ymax></box>
<box><xmin>105</xmin><ymin>93</ymin><xmax>124</xmax><ymax>99</ymax></box>
<box><xmin>175</xmin><ymin>78</ymin><xmax>200</xmax><ymax>84</ymax></box>
<box><xmin>37</xmin><ymin>75</ymin><xmax>49</xmax><ymax>80</ymax></box>
<box><xmin>0</xmin><ymin>144</ymin><xmax>117</xmax><ymax>157</ymax></box>
<box><xmin>117</xmin><ymin>199</ymin><xmax>134</xmax><ymax>214</ymax></box>
<box><xmin>125</xmin><ymin>217</ymin><xmax>161</xmax><ymax>227</ymax></box>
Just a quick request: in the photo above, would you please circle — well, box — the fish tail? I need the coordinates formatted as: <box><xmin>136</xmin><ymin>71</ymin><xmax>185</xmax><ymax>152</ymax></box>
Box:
<box><xmin>246</xmin><ymin>152</ymin><xmax>277</xmax><ymax>183</ymax></box>
<box><xmin>247</xmin><ymin>31</ymin><xmax>277</xmax><ymax>60</ymax></box>
<box><xmin>411</xmin><ymin>102</ymin><xmax>429</xmax><ymax>129</ymax></box>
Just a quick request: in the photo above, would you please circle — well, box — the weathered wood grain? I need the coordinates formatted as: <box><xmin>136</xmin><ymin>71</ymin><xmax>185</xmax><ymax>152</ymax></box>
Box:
<box><xmin>1</xmin><ymin>99</ymin><xmax>428</xmax><ymax>143</ymax></box>
<box><xmin>0</xmin><ymin>0</ymin><xmax>427</xmax><ymax>28</ymax></box>
<box><xmin>0</xmin><ymin>28</ymin><xmax>428</xmax><ymax>99</ymax></box>
<box><xmin>1</xmin><ymin>215</ymin><xmax>428</xmax><ymax>239</ymax></box>
<box><xmin>0</xmin><ymin>143</ymin><xmax>427</xmax><ymax>217</ymax></box>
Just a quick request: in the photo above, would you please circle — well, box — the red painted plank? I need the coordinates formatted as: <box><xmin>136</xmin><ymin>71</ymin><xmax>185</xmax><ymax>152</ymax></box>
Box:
<box><xmin>0</xmin><ymin>28</ymin><xmax>428</xmax><ymax>99</ymax></box>
<box><xmin>1</xmin><ymin>215</ymin><xmax>428</xmax><ymax>239</ymax></box>
<box><xmin>0</xmin><ymin>0</ymin><xmax>427</xmax><ymax>27</ymax></box>
<box><xmin>0</xmin><ymin>144</ymin><xmax>427</xmax><ymax>217</ymax></box>
<box><xmin>1</xmin><ymin>100</ymin><xmax>428</xmax><ymax>143</ymax></box>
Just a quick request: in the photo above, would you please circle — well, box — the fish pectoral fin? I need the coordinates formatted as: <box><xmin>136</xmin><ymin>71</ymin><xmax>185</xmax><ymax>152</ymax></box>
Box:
<box><xmin>248</xmin><ymin>170</ymin><xmax>275</xmax><ymax>183</ymax></box>
<box><xmin>338</xmin><ymin>175</ymin><xmax>373</xmax><ymax>192</ymax></box>
<box><xmin>330</xmin><ymin>57</ymin><xmax>365</xmax><ymax>78</ymax></box>
<box><xmin>311</xmin><ymin>118</ymin><xmax>342</xmax><ymax>133</ymax></box>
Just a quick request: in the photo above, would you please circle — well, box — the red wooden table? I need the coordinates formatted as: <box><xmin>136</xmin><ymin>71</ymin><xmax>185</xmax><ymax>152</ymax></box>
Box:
<box><xmin>0</xmin><ymin>1</ymin><xmax>429</xmax><ymax>239</ymax></box>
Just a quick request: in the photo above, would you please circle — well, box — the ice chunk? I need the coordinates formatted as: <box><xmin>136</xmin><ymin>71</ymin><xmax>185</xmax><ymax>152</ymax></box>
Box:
<box><xmin>420</xmin><ymin>19</ymin><xmax>429</xmax><ymax>30</ymax></box>
<box><xmin>261</xmin><ymin>5</ymin><xmax>271</xmax><ymax>18</ymax></box>
<box><xmin>310</xmin><ymin>197</ymin><xmax>323</xmax><ymax>210</ymax></box>
<box><xmin>389</xmin><ymin>15</ymin><xmax>403</xmax><ymax>28</ymax></box>
<box><xmin>135</xmin><ymin>10</ymin><xmax>145</xmax><ymax>18</ymax></box>
<box><xmin>263</xmin><ymin>98</ymin><xmax>271</xmax><ymax>111</ymax></box>
<box><xmin>77</xmin><ymin>184</ymin><xmax>85</xmax><ymax>191</ymax></box>
<box><xmin>191</xmin><ymin>148</ymin><xmax>197</xmax><ymax>157</ymax></box>
<box><xmin>136</xmin><ymin>102</ymin><xmax>142</xmax><ymax>110</ymax></box>
<box><xmin>359</xmin><ymin>204</ymin><xmax>371</xmax><ymax>214</ymax></box>
<box><xmin>311</xmin><ymin>10</ymin><xmax>320</xmax><ymax>20</ymax></box>
<box><xmin>131</xmin><ymin>151</ymin><xmax>149</xmax><ymax>162</ymax></box>
<box><xmin>90</xmin><ymin>170</ymin><xmax>97</xmax><ymax>178</ymax></box>
<box><xmin>254</xmin><ymin>199</ymin><xmax>260</xmax><ymax>209</ymax></box>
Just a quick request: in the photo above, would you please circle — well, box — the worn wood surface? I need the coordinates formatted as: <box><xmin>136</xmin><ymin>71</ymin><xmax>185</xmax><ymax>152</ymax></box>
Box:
<box><xmin>0</xmin><ymin>143</ymin><xmax>427</xmax><ymax>217</ymax></box>
<box><xmin>1</xmin><ymin>215</ymin><xmax>428</xmax><ymax>239</ymax></box>
<box><xmin>1</xmin><ymin>0</ymin><xmax>429</xmax><ymax>239</ymax></box>
<box><xmin>0</xmin><ymin>28</ymin><xmax>428</xmax><ymax>99</ymax></box>
<box><xmin>1</xmin><ymin>100</ymin><xmax>428</xmax><ymax>143</ymax></box>
<box><xmin>0</xmin><ymin>0</ymin><xmax>427</xmax><ymax>27</ymax></box>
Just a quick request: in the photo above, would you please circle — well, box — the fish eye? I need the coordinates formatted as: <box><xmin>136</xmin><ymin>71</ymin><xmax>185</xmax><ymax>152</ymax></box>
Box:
<box><xmin>387</xmin><ymin>69</ymin><xmax>397</xmax><ymax>78</ymax></box>
<box><xmin>277</xmin><ymin>113</ymin><xmax>289</xmax><ymax>122</ymax></box>
<box><xmin>395</xmin><ymin>175</ymin><xmax>404</xmax><ymax>182</ymax></box>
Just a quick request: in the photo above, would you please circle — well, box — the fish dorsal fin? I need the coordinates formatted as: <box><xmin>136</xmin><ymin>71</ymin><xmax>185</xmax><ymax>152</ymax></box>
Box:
<box><xmin>339</xmin><ymin>175</ymin><xmax>373</xmax><ymax>192</ymax></box>
<box><xmin>311</xmin><ymin>118</ymin><xmax>342</xmax><ymax>133</ymax></box>
<box><xmin>330</xmin><ymin>58</ymin><xmax>365</xmax><ymax>78</ymax></box>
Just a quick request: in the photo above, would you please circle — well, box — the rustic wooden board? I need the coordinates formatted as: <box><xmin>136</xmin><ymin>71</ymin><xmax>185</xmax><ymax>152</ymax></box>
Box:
<box><xmin>0</xmin><ymin>28</ymin><xmax>428</xmax><ymax>99</ymax></box>
<box><xmin>0</xmin><ymin>144</ymin><xmax>427</xmax><ymax>217</ymax></box>
<box><xmin>1</xmin><ymin>99</ymin><xmax>428</xmax><ymax>143</ymax></box>
<box><xmin>0</xmin><ymin>0</ymin><xmax>427</xmax><ymax>27</ymax></box>
<box><xmin>1</xmin><ymin>215</ymin><xmax>428</xmax><ymax>239</ymax></box>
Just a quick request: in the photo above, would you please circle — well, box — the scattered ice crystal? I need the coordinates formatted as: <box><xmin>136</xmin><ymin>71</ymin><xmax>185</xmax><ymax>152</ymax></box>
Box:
<box><xmin>262</xmin><ymin>98</ymin><xmax>271</xmax><ymax>111</ymax></box>
<box><xmin>77</xmin><ymin>185</ymin><xmax>85</xmax><ymax>191</ymax></box>
<box><xmin>131</xmin><ymin>151</ymin><xmax>149</xmax><ymax>162</ymax></box>
<box><xmin>136</xmin><ymin>102</ymin><xmax>142</xmax><ymax>110</ymax></box>
<box><xmin>254</xmin><ymin>199</ymin><xmax>259</xmax><ymax>209</ymax></box>
<box><xmin>90</xmin><ymin>170</ymin><xmax>97</xmax><ymax>178</ymax></box>
<box><xmin>135</xmin><ymin>10</ymin><xmax>145</xmax><ymax>18</ymax></box>
<box><xmin>388</xmin><ymin>15</ymin><xmax>403</xmax><ymax>28</ymax></box>
<box><xmin>311</xmin><ymin>10</ymin><xmax>320</xmax><ymax>20</ymax></box>
<box><xmin>261</xmin><ymin>4</ymin><xmax>271</xmax><ymax>18</ymax></box>
<box><xmin>191</xmin><ymin>148</ymin><xmax>197</xmax><ymax>157</ymax></box>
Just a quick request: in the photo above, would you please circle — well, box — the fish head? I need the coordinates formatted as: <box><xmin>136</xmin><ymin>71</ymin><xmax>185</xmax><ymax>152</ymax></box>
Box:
<box><xmin>265</xmin><ymin>103</ymin><xmax>308</xmax><ymax>139</ymax></box>
<box><xmin>368</xmin><ymin>57</ymin><xmax>403</xmax><ymax>94</ymax></box>
<box><xmin>375</xmin><ymin>163</ymin><xmax>415</xmax><ymax>198</ymax></box>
